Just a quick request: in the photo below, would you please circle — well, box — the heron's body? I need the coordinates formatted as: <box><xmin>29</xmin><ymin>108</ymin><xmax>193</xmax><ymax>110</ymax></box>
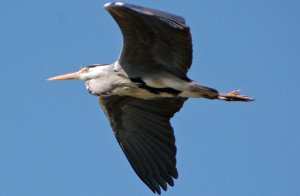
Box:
<box><xmin>49</xmin><ymin>2</ymin><xmax>253</xmax><ymax>194</ymax></box>
<box><xmin>84</xmin><ymin>62</ymin><xmax>218</xmax><ymax>99</ymax></box>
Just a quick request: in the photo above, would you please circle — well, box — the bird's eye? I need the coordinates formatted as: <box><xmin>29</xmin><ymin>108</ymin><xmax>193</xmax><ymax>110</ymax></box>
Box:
<box><xmin>80</xmin><ymin>67</ymin><xmax>89</xmax><ymax>73</ymax></box>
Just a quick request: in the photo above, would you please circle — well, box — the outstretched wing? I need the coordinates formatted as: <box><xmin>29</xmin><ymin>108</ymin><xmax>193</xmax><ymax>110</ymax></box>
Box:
<box><xmin>99</xmin><ymin>95</ymin><xmax>187</xmax><ymax>194</ymax></box>
<box><xmin>105</xmin><ymin>3</ymin><xmax>192</xmax><ymax>79</ymax></box>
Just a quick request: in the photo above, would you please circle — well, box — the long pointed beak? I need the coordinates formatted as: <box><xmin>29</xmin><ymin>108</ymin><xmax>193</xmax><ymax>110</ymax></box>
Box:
<box><xmin>48</xmin><ymin>71</ymin><xmax>81</xmax><ymax>81</ymax></box>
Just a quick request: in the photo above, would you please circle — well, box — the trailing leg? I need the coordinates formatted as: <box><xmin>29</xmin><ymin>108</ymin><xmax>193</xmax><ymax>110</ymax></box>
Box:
<box><xmin>218</xmin><ymin>90</ymin><xmax>254</xmax><ymax>102</ymax></box>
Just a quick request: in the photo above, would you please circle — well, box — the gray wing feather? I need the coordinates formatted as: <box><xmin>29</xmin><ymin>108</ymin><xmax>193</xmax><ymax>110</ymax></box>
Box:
<box><xmin>105</xmin><ymin>3</ymin><xmax>192</xmax><ymax>79</ymax></box>
<box><xmin>99</xmin><ymin>95</ymin><xmax>187</xmax><ymax>194</ymax></box>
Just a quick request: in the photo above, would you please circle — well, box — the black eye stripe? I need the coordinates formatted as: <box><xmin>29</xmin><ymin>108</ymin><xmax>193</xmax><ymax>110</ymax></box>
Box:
<box><xmin>87</xmin><ymin>64</ymin><xmax>109</xmax><ymax>68</ymax></box>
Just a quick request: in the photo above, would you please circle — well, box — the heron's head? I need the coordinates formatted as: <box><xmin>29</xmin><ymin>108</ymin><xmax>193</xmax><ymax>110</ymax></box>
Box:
<box><xmin>48</xmin><ymin>65</ymin><xmax>108</xmax><ymax>81</ymax></box>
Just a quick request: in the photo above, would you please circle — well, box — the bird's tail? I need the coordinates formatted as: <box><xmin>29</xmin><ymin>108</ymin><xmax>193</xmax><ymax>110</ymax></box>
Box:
<box><xmin>179</xmin><ymin>82</ymin><xmax>219</xmax><ymax>99</ymax></box>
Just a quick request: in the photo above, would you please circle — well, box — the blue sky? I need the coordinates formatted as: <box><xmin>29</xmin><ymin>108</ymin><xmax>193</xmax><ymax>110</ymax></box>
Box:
<box><xmin>0</xmin><ymin>0</ymin><xmax>299</xmax><ymax>195</ymax></box>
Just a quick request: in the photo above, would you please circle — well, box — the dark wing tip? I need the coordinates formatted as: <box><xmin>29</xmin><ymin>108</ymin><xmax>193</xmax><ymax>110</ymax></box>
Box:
<box><xmin>104</xmin><ymin>2</ymin><xmax>124</xmax><ymax>10</ymax></box>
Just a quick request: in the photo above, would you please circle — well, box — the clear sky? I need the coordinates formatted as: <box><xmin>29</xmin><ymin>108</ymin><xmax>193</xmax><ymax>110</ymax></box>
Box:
<box><xmin>0</xmin><ymin>0</ymin><xmax>299</xmax><ymax>195</ymax></box>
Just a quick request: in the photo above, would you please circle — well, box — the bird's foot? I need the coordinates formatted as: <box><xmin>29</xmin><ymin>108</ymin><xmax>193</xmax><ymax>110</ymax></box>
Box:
<box><xmin>218</xmin><ymin>90</ymin><xmax>254</xmax><ymax>102</ymax></box>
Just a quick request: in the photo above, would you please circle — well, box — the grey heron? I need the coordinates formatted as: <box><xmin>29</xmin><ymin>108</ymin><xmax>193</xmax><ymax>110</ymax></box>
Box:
<box><xmin>48</xmin><ymin>2</ymin><xmax>253</xmax><ymax>194</ymax></box>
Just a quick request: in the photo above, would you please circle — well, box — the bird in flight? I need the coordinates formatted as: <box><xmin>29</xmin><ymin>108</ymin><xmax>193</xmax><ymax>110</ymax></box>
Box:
<box><xmin>48</xmin><ymin>2</ymin><xmax>253</xmax><ymax>194</ymax></box>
